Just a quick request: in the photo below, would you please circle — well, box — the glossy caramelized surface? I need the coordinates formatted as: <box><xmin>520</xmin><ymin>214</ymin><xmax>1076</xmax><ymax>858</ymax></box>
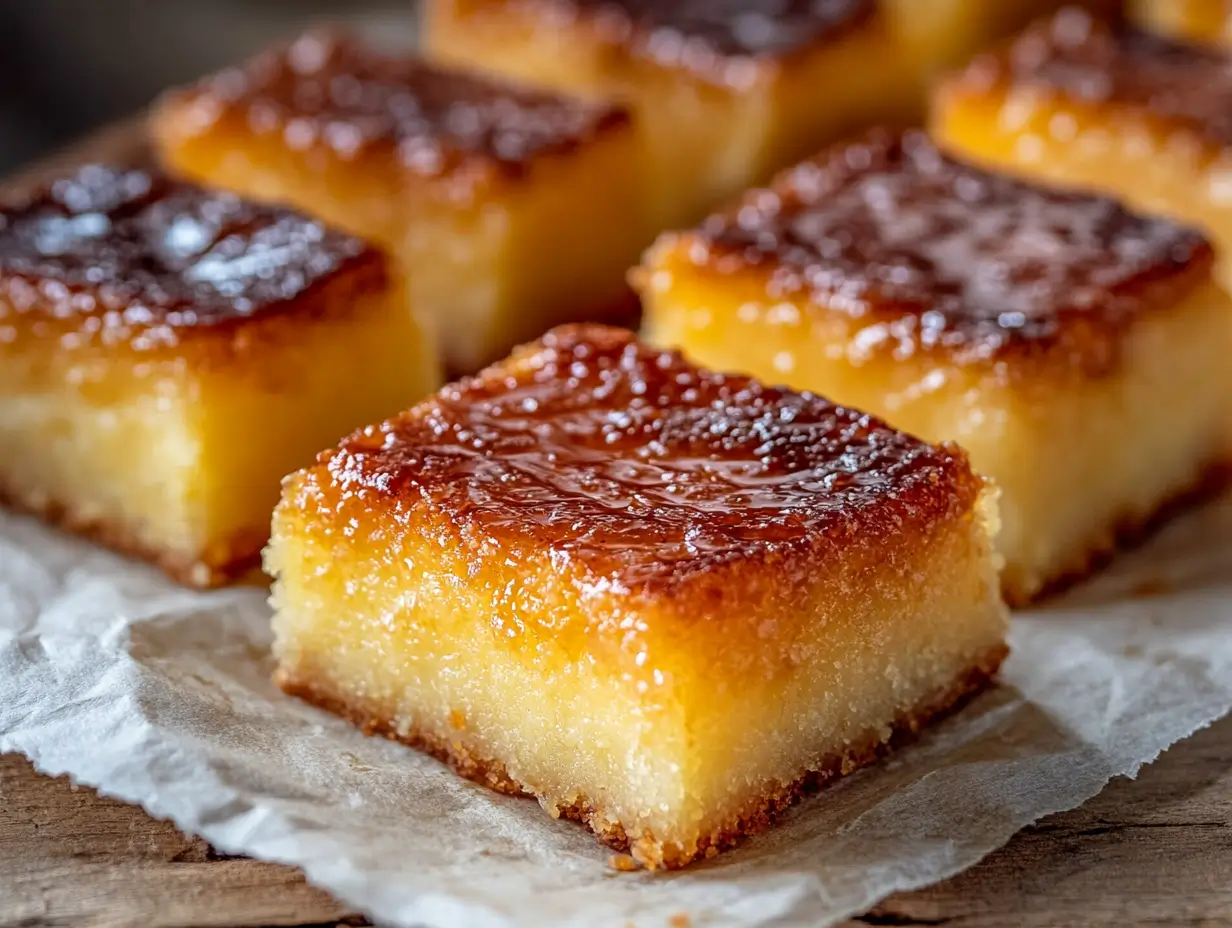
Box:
<box><xmin>0</xmin><ymin>164</ymin><xmax>382</xmax><ymax>350</ymax></box>
<box><xmin>956</xmin><ymin>9</ymin><xmax>1232</xmax><ymax>145</ymax></box>
<box><xmin>170</xmin><ymin>29</ymin><xmax>628</xmax><ymax>184</ymax></box>
<box><xmin>323</xmin><ymin>324</ymin><xmax>978</xmax><ymax>594</ymax></box>
<box><xmin>672</xmin><ymin>130</ymin><xmax>1210</xmax><ymax>367</ymax></box>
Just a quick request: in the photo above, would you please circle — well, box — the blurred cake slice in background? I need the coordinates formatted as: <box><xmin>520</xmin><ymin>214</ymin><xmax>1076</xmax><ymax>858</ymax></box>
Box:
<box><xmin>423</xmin><ymin>0</ymin><xmax>920</xmax><ymax>229</ymax></box>
<box><xmin>0</xmin><ymin>164</ymin><xmax>439</xmax><ymax>586</ymax></box>
<box><xmin>637</xmin><ymin>130</ymin><xmax>1232</xmax><ymax>604</ymax></box>
<box><xmin>153</xmin><ymin>29</ymin><xmax>644</xmax><ymax>373</ymax></box>
<box><xmin>423</xmin><ymin>0</ymin><xmax>1119</xmax><ymax>229</ymax></box>
<box><xmin>933</xmin><ymin>7</ymin><xmax>1232</xmax><ymax>290</ymax></box>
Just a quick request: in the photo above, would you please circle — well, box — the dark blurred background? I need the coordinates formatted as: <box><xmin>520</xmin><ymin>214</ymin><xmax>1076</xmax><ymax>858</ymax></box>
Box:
<box><xmin>0</xmin><ymin>0</ymin><xmax>416</xmax><ymax>175</ymax></box>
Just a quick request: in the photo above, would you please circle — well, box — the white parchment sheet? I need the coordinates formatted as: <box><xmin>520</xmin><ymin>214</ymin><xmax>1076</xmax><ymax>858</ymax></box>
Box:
<box><xmin>2</xmin><ymin>494</ymin><xmax>1231</xmax><ymax>928</ymax></box>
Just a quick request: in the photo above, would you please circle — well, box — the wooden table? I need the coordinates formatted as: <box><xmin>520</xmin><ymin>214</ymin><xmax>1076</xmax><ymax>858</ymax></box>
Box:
<box><xmin>3</xmin><ymin>712</ymin><xmax>1231</xmax><ymax>928</ymax></box>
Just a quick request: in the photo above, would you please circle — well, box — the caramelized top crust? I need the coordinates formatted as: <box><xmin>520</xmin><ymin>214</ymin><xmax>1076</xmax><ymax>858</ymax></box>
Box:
<box><xmin>678</xmin><ymin>130</ymin><xmax>1210</xmax><ymax>366</ymax></box>
<box><xmin>483</xmin><ymin>0</ymin><xmax>875</xmax><ymax>87</ymax></box>
<box><xmin>171</xmin><ymin>29</ymin><xmax>627</xmax><ymax>183</ymax></box>
<box><xmin>0</xmin><ymin>164</ymin><xmax>381</xmax><ymax>350</ymax></box>
<box><xmin>956</xmin><ymin>8</ymin><xmax>1232</xmax><ymax>146</ymax></box>
<box><xmin>324</xmin><ymin>324</ymin><xmax>978</xmax><ymax>595</ymax></box>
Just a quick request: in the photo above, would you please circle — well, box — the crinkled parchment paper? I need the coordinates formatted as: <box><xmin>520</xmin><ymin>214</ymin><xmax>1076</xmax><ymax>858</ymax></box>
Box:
<box><xmin>2</xmin><ymin>495</ymin><xmax>1231</xmax><ymax>928</ymax></box>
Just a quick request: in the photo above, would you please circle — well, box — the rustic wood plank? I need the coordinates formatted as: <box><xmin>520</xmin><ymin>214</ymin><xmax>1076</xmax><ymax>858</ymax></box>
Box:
<box><xmin>850</xmin><ymin>714</ymin><xmax>1232</xmax><ymax>928</ymax></box>
<box><xmin>3</xmin><ymin>714</ymin><xmax>1231</xmax><ymax>927</ymax></box>
<box><xmin>0</xmin><ymin>756</ymin><xmax>361</xmax><ymax>928</ymax></box>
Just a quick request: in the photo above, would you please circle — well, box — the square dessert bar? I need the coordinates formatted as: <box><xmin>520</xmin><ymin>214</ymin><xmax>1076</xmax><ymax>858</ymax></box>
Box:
<box><xmin>0</xmin><ymin>165</ymin><xmax>439</xmax><ymax>586</ymax></box>
<box><xmin>424</xmin><ymin>0</ymin><xmax>920</xmax><ymax>229</ymax></box>
<box><xmin>152</xmin><ymin>29</ymin><xmax>643</xmax><ymax>373</ymax></box>
<box><xmin>267</xmin><ymin>324</ymin><xmax>1008</xmax><ymax>868</ymax></box>
<box><xmin>1129</xmin><ymin>0</ymin><xmax>1232</xmax><ymax>46</ymax></box>
<box><xmin>933</xmin><ymin>8</ymin><xmax>1232</xmax><ymax>290</ymax></box>
<box><xmin>637</xmin><ymin>131</ymin><xmax>1232</xmax><ymax>604</ymax></box>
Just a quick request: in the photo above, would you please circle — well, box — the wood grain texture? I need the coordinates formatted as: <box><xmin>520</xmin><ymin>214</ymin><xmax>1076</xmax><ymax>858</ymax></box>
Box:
<box><xmin>3</xmin><ymin>714</ymin><xmax>1230</xmax><ymax>927</ymax></box>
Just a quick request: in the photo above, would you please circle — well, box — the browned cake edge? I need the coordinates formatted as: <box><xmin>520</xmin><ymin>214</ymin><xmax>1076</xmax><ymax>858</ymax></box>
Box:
<box><xmin>1015</xmin><ymin>456</ymin><xmax>1232</xmax><ymax>607</ymax></box>
<box><xmin>0</xmin><ymin>483</ymin><xmax>264</xmax><ymax>588</ymax></box>
<box><xmin>275</xmin><ymin>642</ymin><xmax>1008</xmax><ymax>870</ymax></box>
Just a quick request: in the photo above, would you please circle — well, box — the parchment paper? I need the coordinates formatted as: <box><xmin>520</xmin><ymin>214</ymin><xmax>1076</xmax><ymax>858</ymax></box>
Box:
<box><xmin>2</xmin><ymin>494</ymin><xmax>1231</xmax><ymax>928</ymax></box>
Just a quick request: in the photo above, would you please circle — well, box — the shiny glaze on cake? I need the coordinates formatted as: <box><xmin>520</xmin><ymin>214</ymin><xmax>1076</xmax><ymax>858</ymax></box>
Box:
<box><xmin>320</xmin><ymin>324</ymin><xmax>979</xmax><ymax>595</ymax></box>
<box><xmin>0</xmin><ymin>164</ymin><xmax>384</xmax><ymax>352</ymax></box>
<box><xmin>460</xmin><ymin>0</ymin><xmax>875</xmax><ymax>87</ymax></box>
<box><xmin>169</xmin><ymin>29</ymin><xmax>628</xmax><ymax>183</ymax></box>
<box><xmin>671</xmin><ymin>130</ymin><xmax>1211</xmax><ymax>367</ymax></box>
<box><xmin>956</xmin><ymin>8</ymin><xmax>1232</xmax><ymax>146</ymax></box>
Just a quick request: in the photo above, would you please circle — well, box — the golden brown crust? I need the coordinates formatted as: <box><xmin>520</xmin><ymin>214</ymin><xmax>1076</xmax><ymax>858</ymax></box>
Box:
<box><xmin>1013</xmin><ymin>457</ymin><xmax>1232</xmax><ymax>606</ymax></box>
<box><xmin>318</xmin><ymin>323</ymin><xmax>982</xmax><ymax>599</ymax></box>
<box><xmin>950</xmin><ymin>9</ymin><xmax>1232</xmax><ymax>148</ymax></box>
<box><xmin>0</xmin><ymin>164</ymin><xmax>388</xmax><ymax>355</ymax></box>
<box><xmin>158</xmin><ymin>28</ymin><xmax>629</xmax><ymax>196</ymax></box>
<box><xmin>0</xmin><ymin>481</ymin><xmax>264</xmax><ymax>588</ymax></box>
<box><xmin>432</xmin><ymin>0</ymin><xmax>877</xmax><ymax>89</ymax></box>
<box><xmin>660</xmin><ymin>128</ymin><xmax>1212</xmax><ymax>374</ymax></box>
<box><xmin>276</xmin><ymin>641</ymin><xmax>1008</xmax><ymax>869</ymax></box>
